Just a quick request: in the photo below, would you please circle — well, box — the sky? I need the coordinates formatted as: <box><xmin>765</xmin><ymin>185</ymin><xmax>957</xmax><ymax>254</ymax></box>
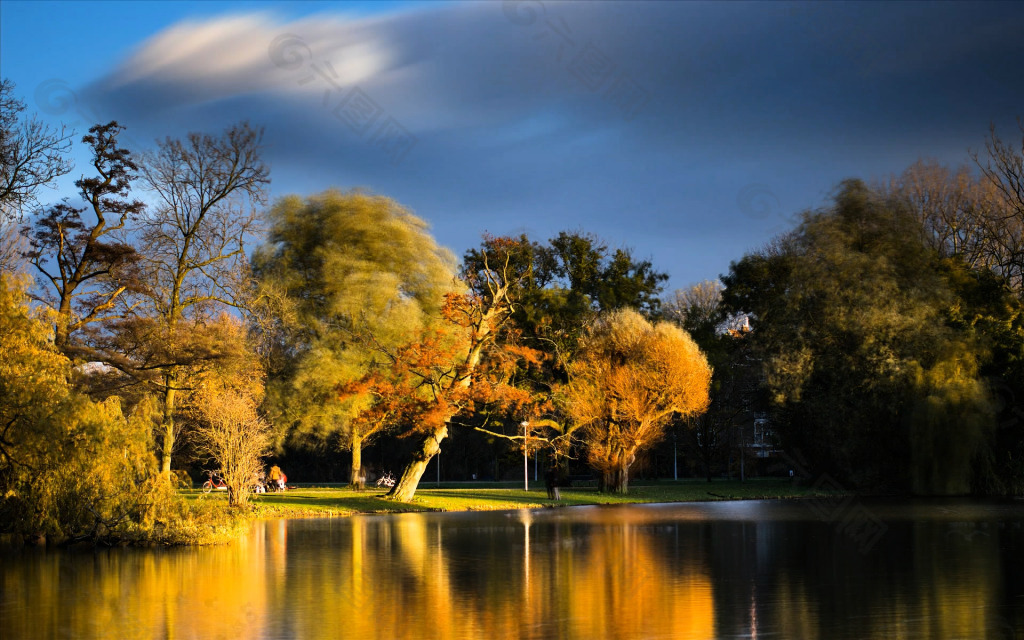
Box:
<box><xmin>2</xmin><ymin>0</ymin><xmax>1023</xmax><ymax>293</ymax></box>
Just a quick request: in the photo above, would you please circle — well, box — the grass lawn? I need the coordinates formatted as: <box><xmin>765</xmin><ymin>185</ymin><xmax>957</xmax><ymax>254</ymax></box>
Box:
<box><xmin>184</xmin><ymin>477</ymin><xmax>849</xmax><ymax>519</ymax></box>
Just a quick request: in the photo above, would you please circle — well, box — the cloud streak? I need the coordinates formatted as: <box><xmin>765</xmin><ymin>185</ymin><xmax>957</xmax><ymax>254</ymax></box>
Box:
<box><xmin>70</xmin><ymin>1</ymin><xmax>1024</xmax><ymax>290</ymax></box>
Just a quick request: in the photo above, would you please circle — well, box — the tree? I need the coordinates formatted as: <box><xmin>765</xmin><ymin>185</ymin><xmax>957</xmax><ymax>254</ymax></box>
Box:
<box><xmin>253</xmin><ymin>189</ymin><xmax>458</xmax><ymax>488</ymax></box>
<box><xmin>0</xmin><ymin>274</ymin><xmax>172</xmax><ymax>544</ymax></box>
<box><xmin>463</xmin><ymin>230</ymin><xmax>669</xmax><ymax>354</ymax></box>
<box><xmin>189</xmin><ymin>321</ymin><xmax>270</xmax><ymax>508</ymax></box>
<box><xmin>880</xmin><ymin>159</ymin><xmax>1015</xmax><ymax>291</ymax></box>
<box><xmin>25</xmin><ymin>122</ymin><xmax>143</xmax><ymax>357</ymax></box>
<box><xmin>459</xmin><ymin>232</ymin><xmax>671</xmax><ymax>468</ymax></box>
<box><xmin>662</xmin><ymin>280</ymin><xmax>764</xmax><ymax>482</ymax></box>
<box><xmin>564</xmin><ymin>308</ymin><xmax>711</xmax><ymax>493</ymax></box>
<box><xmin>973</xmin><ymin>119</ymin><xmax>1024</xmax><ymax>293</ymax></box>
<box><xmin>723</xmin><ymin>180</ymin><xmax>999</xmax><ymax>493</ymax></box>
<box><xmin>975</xmin><ymin>119</ymin><xmax>1024</xmax><ymax>227</ymax></box>
<box><xmin>133</xmin><ymin>121</ymin><xmax>269</xmax><ymax>476</ymax></box>
<box><xmin>0</xmin><ymin>79</ymin><xmax>73</xmax><ymax>222</ymax></box>
<box><xmin>662</xmin><ymin>280</ymin><xmax>724</xmax><ymax>337</ymax></box>
<box><xmin>338</xmin><ymin>236</ymin><xmax>535</xmax><ymax>501</ymax></box>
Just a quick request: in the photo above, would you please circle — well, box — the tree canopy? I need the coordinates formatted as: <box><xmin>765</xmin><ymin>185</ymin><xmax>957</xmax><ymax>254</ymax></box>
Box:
<box><xmin>564</xmin><ymin>308</ymin><xmax>711</xmax><ymax>493</ymax></box>
<box><xmin>723</xmin><ymin>180</ymin><xmax>1006</xmax><ymax>493</ymax></box>
<box><xmin>253</xmin><ymin>189</ymin><xmax>460</xmax><ymax>488</ymax></box>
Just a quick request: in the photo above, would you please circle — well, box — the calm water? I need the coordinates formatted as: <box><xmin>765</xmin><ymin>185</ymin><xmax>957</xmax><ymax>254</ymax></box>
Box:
<box><xmin>3</xmin><ymin>499</ymin><xmax>1024</xmax><ymax>639</ymax></box>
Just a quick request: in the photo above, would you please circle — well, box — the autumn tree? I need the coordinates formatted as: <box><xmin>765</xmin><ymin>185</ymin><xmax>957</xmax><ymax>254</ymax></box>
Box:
<box><xmin>565</xmin><ymin>308</ymin><xmax>711</xmax><ymax>493</ymax></box>
<box><xmin>189</xmin><ymin>319</ymin><xmax>270</xmax><ymax>507</ymax></box>
<box><xmin>253</xmin><ymin>189</ymin><xmax>458</xmax><ymax>488</ymax></box>
<box><xmin>459</xmin><ymin>232</ymin><xmax>670</xmax><ymax>465</ymax></box>
<box><xmin>0</xmin><ymin>274</ymin><xmax>177</xmax><ymax>544</ymax></box>
<box><xmin>341</xmin><ymin>236</ymin><xmax>536</xmax><ymax>502</ymax></box>
<box><xmin>25</xmin><ymin>121</ymin><xmax>143</xmax><ymax>357</ymax></box>
<box><xmin>131</xmin><ymin>121</ymin><xmax>268</xmax><ymax>476</ymax></box>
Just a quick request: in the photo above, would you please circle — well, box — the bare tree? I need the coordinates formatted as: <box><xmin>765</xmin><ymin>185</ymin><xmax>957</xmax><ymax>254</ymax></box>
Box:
<box><xmin>973</xmin><ymin>120</ymin><xmax>1024</xmax><ymax>292</ymax></box>
<box><xmin>0</xmin><ymin>79</ymin><xmax>73</xmax><ymax>223</ymax></box>
<box><xmin>882</xmin><ymin>161</ymin><xmax>989</xmax><ymax>264</ymax></box>
<box><xmin>0</xmin><ymin>218</ymin><xmax>27</xmax><ymax>275</ymax></box>
<box><xmin>662</xmin><ymin>280</ymin><xmax>723</xmax><ymax>331</ymax></box>
<box><xmin>135</xmin><ymin>121</ymin><xmax>269</xmax><ymax>476</ymax></box>
<box><xmin>882</xmin><ymin>150</ymin><xmax>1024</xmax><ymax>292</ymax></box>
<box><xmin>25</xmin><ymin>122</ymin><xmax>143</xmax><ymax>357</ymax></box>
<box><xmin>976</xmin><ymin>119</ymin><xmax>1024</xmax><ymax>223</ymax></box>
<box><xmin>190</xmin><ymin>356</ymin><xmax>270</xmax><ymax>508</ymax></box>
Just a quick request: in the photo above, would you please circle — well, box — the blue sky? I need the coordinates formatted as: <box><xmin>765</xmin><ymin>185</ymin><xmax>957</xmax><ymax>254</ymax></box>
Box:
<box><xmin>2</xmin><ymin>0</ymin><xmax>1023</xmax><ymax>294</ymax></box>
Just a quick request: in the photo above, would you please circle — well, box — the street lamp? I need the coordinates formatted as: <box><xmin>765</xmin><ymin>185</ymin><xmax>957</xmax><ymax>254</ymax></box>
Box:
<box><xmin>521</xmin><ymin>421</ymin><xmax>529</xmax><ymax>491</ymax></box>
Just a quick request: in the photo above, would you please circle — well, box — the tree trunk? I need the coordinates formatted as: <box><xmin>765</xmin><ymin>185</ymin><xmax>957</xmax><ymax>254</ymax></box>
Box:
<box><xmin>602</xmin><ymin>467</ymin><xmax>629</xmax><ymax>494</ymax></box>
<box><xmin>602</xmin><ymin>450</ymin><xmax>636</xmax><ymax>494</ymax></box>
<box><xmin>160</xmin><ymin>372</ymin><xmax>176</xmax><ymax>476</ymax></box>
<box><xmin>55</xmin><ymin>296</ymin><xmax>72</xmax><ymax>355</ymax></box>
<box><xmin>387</xmin><ymin>423</ymin><xmax>447</xmax><ymax>502</ymax></box>
<box><xmin>349</xmin><ymin>433</ymin><xmax>364</xmax><ymax>490</ymax></box>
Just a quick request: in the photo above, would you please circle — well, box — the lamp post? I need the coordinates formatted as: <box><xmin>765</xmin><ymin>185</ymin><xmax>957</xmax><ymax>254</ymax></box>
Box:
<box><xmin>521</xmin><ymin>421</ymin><xmax>529</xmax><ymax>491</ymax></box>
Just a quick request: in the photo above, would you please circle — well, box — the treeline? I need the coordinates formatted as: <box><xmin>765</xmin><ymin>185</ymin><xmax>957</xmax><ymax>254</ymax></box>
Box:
<box><xmin>1</xmin><ymin>74</ymin><xmax>1022</xmax><ymax>543</ymax></box>
<box><xmin>1</xmin><ymin>79</ymin><xmax>711</xmax><ymax>544</ymax></box>
<box><xmin>701</xmin><ymin>122</ymin><xmax>1024</xmax><ymax>494</ymax></box>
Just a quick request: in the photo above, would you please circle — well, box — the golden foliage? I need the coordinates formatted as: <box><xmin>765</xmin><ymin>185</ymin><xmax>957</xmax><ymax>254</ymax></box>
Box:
<box><xmin>565</xmin><ymin>308</ymin><xmax>711</xmax><ymax>492</ymax></box>
<box><xmin>188</xmin><ymin>316</ymin><xmax>271</xmax><ymax>507</ymax></box>
<box><xmin>0</xmin><ymin>274</ymin><xmax>211</xmax><ymax>544</ymax></box>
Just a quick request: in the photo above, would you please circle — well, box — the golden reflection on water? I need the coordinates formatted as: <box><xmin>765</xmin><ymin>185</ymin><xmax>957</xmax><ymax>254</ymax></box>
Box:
<box><xmin>2</xmin><ymin>504</ymin><xmax>1022</xmax><ymax>639</ymax></box>
<box><xmin>1</xmin><ymin>527</ymin><xmax>271</xmax><ymax>640</ymax></box>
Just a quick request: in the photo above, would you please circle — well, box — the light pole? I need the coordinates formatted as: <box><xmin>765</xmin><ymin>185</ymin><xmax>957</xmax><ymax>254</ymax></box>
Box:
<box><xmin>521</xmin><ymin>421</ymin><xmax>529</xmax><ymax>491</ymax></box>
<box><xmin>673</xmin><ymin>429</ymin><xmax>678</xmax><ymax>480</ymax></box>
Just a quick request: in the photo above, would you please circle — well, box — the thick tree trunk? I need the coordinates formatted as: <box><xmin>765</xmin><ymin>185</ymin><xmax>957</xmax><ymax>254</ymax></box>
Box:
<box><xmin>349</xmin><ymin>433</ymin><xmax>364</xmax><ymax>490</ymax></box>
<box><xmin>602</xmin><ymin>450</ymin><xmax>636</xmax><ymax>494</ymax></box>
<box><xmin>160</xmin><ymin>372</ymin><xmax>176</xmax><ymax>476</ymax></box>
<box><xmin>602</xmin><ymin>468</ymin><xmax>630</xmax><ymax>494</ymax></box>
<box><xmin>387</xmin><ymin>423</ymin><xmax>448</xmax><ymax>502</ymax></box>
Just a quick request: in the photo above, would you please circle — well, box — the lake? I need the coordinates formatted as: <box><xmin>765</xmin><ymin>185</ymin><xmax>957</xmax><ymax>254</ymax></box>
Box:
<box><xmin>3</xmin><ymin>498</ymin><xmax>1024</xmax><ymax>639</ymax></box>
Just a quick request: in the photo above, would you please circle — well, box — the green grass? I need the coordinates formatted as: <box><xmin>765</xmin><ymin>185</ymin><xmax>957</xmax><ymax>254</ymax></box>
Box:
<box><xmin>184</xmin><ymin>478</ymin><xmax>849</xmax><ymax>519</ymax></box>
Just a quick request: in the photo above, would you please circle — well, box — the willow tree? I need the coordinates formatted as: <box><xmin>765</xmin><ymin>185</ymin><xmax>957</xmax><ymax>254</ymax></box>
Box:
<box><xmin>722</xmin><ymin>180</ymin><xmax>1004</xmax><ymax>492</ymax></box>
<box><xmin>252</xmin><ymin>189</ymin><xmax>458</xmax><ymax>488</ymax></box>
<box><xmin>565</xmin><ymin>308</ymin><xmax>712</xmax><ymax>493</ymax></box>
<box><xmin>0</xmin><ymin>274</ymin><xmax>172</xmax><ymax>544</ymax></box>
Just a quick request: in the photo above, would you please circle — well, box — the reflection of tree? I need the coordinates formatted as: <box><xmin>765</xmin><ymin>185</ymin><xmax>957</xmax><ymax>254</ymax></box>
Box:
<box><xmin>0</xmin><ymin>523</ymin><xmax>269</xmax><ymax>639</ymax></box>
<box><xmin>4</xmin><ymin>511</ymin><xmax>1022</xmax><ymax>639</ymax></box>
<box><xmin>275</xmin><ymin>510</ymin><xmax>716</xmax><ymax>639</ymax></box>
<box><xmin>705</xmin><ymin>515</ymin><xmax>1014</xmax><ymax>639</ymax></box>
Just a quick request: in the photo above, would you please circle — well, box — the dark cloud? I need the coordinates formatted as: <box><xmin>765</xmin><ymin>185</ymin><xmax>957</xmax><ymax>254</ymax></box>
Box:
<box><xmin>75</xmin><ymin>1</ymin><xmax>1024</xmax><ymax>290</ymax></box>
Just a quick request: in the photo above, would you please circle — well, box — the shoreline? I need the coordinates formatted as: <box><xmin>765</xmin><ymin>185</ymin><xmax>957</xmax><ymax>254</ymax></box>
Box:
<box><xmin>237</xmin><ymin>478</ymin><xmax>850</xmax><ymax>521</ymax></box>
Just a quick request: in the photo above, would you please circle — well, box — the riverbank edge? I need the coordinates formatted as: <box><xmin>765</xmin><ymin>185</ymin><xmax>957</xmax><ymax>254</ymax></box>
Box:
<box><xmin>0</xmin><ymin>480</ymin><xmax>852</xmax><ymax>548</ymax></box>
<box><xmin>242</xmin><ymin>479</ymin><xmax>854</xmax><ymax>521</ymax></box>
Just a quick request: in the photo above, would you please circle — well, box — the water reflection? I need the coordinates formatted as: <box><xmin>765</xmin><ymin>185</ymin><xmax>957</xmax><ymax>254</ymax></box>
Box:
<box><xmin>3</xmin><ymin>500</ymin><xmax>1024</xmax><ymax>639</ymax></box>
